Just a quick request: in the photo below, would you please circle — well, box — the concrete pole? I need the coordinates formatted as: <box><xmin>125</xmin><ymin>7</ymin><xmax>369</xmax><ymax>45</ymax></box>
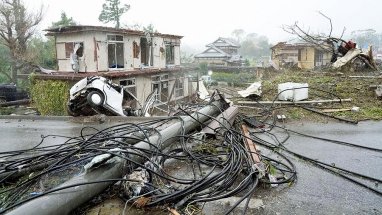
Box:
<box><xmin>7</xmin><ymin>100</ymin><xmax>227</xmax><ymax>215</ymax></box>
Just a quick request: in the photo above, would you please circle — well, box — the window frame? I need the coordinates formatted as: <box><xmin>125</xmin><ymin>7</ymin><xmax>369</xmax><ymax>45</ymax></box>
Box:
<box><xmin>65</xmin><ymin>42</ymin><xmax>84</xmax><ymax>59</ymax></box>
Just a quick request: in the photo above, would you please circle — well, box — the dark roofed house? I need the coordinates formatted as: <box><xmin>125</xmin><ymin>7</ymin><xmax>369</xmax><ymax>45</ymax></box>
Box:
<box><xmin>194</xmin><ymin>37</ymin><xmax>244</xmax><ymax>66</ymax></box>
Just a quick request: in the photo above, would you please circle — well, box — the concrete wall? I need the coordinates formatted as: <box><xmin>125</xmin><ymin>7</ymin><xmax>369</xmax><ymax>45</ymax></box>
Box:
<box><xmin>194</xmin><ymin>58</ymin><xmax>227</xmax><ymax>66</ymax></box>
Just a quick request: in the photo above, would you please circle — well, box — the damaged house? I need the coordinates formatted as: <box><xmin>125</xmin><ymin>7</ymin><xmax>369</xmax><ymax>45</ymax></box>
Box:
<box><xmin>194</xmin><ymin>37</ymin><xmax>244</xmax><ymax>66</ymax></box>
<box><xmin>31</xmin><ymin>26</ymin><xmax>193</xmax><ymax>111</ymax></box>
<box><xmin>271</xmin><ymin>42</ymin><xmax>332</xmax><ymax>70</ymax></box>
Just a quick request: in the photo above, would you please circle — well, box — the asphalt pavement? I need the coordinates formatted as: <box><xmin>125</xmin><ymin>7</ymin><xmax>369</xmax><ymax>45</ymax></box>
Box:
<box><xmin>0</xmin><ymin>117</ymin><xmax>381</xmax><ymax>214</ymax></box>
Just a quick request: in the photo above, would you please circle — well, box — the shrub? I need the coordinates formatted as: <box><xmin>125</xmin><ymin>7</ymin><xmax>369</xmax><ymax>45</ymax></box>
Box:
<box><xmin>30</xmin><ymin>79</ymin><xmax>69</xmax><ymax>116</ymax></box>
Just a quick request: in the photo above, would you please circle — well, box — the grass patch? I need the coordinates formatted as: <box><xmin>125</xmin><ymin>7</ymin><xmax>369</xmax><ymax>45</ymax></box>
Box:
<box><xmin>212</xmin><ymin>71</ymin><xmax>258</xmax><ymax>87</ymax></box>
<box><xmin>0</xmin><ymin>107</ymin><xmax>15</xmax><ymax>115</ymax></box>
<box><xmin>241</xmin><ymin>69</ymin><xmax>382</xmax><ymax>121</ymax></box>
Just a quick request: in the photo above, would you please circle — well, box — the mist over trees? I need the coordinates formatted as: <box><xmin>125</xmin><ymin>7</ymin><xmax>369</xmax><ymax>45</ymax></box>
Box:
<box><xmin>231</xmin><ymin>29</ymin><xmax>272</xmax><ymax>62</ymax></box>
<box><xmin>350</xmin><ymin>29</ymin><xmax>382</xmax><ymax>51</ymax></box>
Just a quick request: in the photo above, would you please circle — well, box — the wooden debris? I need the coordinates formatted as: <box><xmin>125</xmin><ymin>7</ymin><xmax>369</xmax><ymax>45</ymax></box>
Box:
<box><xmin>168</xmin><ymin>207</ymin><xmax>181</xmax><ymax>215</ymax></box>
<box><xmin>238</xmin><ymin>98</ymin><xmax>352</xmax><ymax>105</ymax></box>
<box><xmin>0</xmin><ymin>99</ymin><xmax>30</xmax><ymax>107</ymax></box>
<box><xmin>321</xmin><ymin>108</ymin><xmax>351</xmax><ymax>113</ymax></box>
<box><xmin>241</xmin><ymin>124</ymin><xmax>261</xmax><ymax>164</ymax></box>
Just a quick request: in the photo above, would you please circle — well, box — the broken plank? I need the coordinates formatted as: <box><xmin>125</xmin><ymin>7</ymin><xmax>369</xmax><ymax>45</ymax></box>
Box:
<box><xmin>0</xmin><ymin>99</ymin><xmax>30</xmax><ymax>107</ymax></box>
<box><xmin>321</xmin><ymin>108</ymin><xmax>351</xmax><ymax>113</ymax></box>
<box><xmin>238</xmin><ymin>98</ymin><xmax>352</xmax><ymax>105</ymax></box>
<box><xmin>241</xmin><ymin>124</ymin><xmax>261</xmax><ymax>164</ymax></box>
<box><xmin>168</xmin><ymin>207</ymin><xmax>181</xmax><ymax>215</ymax></box>
<box><xmin>348</xmin><ymin>76</ymin><xmax>382</xmax><ymax>79</ymax></box>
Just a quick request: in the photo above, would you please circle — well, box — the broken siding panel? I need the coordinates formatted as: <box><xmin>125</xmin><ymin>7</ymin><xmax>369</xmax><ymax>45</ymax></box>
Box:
<box><xmin>92</xmin><ymin>32</ymin><xmax>109</xmax><ymax>72</ymax></box>
<box><xmin>174</xmin><ymin>45</ymin><xmax>181</xmax><ymax>65</ymax></box>
<box><xmin>183</xmin><ymin>76</ymin><xmax>189</xmax><ymax>96</ymax></box>
<box><xmin>124</xmin><ymin>37</ymin><xmax>134</xmax><ymax>69</ymax></box>
<box><xmin>135</xmin><ymin>76</ymin><xmax>152</xmax><ymax>105</ymax></box>
<box><xmin>130</xmin><ymin>36</ymin><xmax>141</xmax><ymax>69</ymax></box>
<box><xmin>153</xmin><ymin>37</ymin><xmax>165</xmax><ymax>68</ymax></box>
<box><xmin>298</xmin><ymin>47</ymin><xmax>315</xmax><ymax>69</ymax></box>
<box><xmin>56</xmin><ymin>43</ymin><xmax>66</xmax><ymax>59</ymax></box>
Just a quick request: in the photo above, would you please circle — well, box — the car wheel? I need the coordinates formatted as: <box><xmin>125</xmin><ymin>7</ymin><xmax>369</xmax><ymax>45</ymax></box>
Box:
<box><xmin>67</xmin><ymin>104</ymin><xmax>80</xmax><ymax>116</ymax></box>
<box><xmin>87</xmin><ymin>91</ymin><xmax>104</xmax><ymax>107</ymax></box>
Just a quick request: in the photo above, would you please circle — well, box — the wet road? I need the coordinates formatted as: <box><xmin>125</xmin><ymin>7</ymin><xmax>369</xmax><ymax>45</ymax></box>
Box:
<box><xmin>0</xmin><ymin>117</ymin><xmax>381</xmax><ymax>214</ymax></box>
<box><xmin>252</xmin><ymin>121</ymin><xmax>382</xmax><ymax>215</ymax></box>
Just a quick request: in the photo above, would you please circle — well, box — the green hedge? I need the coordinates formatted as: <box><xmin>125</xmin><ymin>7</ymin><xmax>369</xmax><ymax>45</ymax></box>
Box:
<box><xmin>211</xmin><ymin>72</ymin><xmax>258</xmax><ymax>87</ymax></box>
<box><xmin>30</xmin><ymin>79</ymin><xmax>69</xmax><ymax>116</ymax></box>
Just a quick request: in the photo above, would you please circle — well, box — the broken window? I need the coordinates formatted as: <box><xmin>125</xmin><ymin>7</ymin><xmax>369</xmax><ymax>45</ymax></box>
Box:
<box><xmin>298</xmin><ymin>49</ymin><xmax>302</xmax><ymax>61</ymax></box>
<box><xmin>120</xmin><ymin>78</ymin><xmax>135</xmax><ymax>86</ymax></box>
<box><xmin>175</xmin><ymin>78</ymin><xmax>184</xmax><ymax>98</ymax></box>
<box><xmin>133</xmin><ymin>41</ymin><xmax>140</xmax><ymax>59</ymax></box>
<box><xmin>140</xmin><ymin>38</ymin><xmax>153</xmax><ymax>66</ymax></box>
<box><xmin>108</xmin><ymin>35</ymin><xmax>124</xmax><ymax>69</ymax></box>
<box><xmin>107</xmin><ymin>35</ymin><xmax>123</xmax><ymax>41</ymax></box>
<box><xmin>120</xmin><ymin>78</ymin><xmax>137</xmax><ymax>108</ymax></box>
<box><xmin>65</xmin><ymin>42</ymin><xmax>84</xmax><ymax>58</ymax></box>
<box><xmin>165</xmin><ymin>45</ymin><xmax>175</xmax><ymax>64</ymax></box>
<box><xmin>151</xmin><ymin>74</ymin><xmax>169</xmax><ymax>102</ymax></box>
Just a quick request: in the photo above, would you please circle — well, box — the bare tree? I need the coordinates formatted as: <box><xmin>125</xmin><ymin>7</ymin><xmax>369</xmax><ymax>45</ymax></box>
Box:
<box><xmin>0</xmin><ymin>0</ymin><xmax>43</xmax><ymax>83</ymax></box>
<box><xmin>282</xmin><ymin>12</ymin><xmax>377</xmax><ymax>70</ymax></box>
<box><xmin>282</xmin><ymin>12</ymin><xmax>346</xmax><ymax>55</ymax></box>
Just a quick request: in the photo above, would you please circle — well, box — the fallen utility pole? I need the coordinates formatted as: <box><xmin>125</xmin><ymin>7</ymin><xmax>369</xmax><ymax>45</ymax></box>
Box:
<box><xmin>238</xmin><ymin>98</ymin><xmax>352</xmax><ymax>105</ymax></box>
<box><xmin>202</xmin><ymin>106</ymin><xmax>239</xmax><ymax>136</ymax></box>
<box><xmin>7</xmin><ymin>99</ymin><xmax>228</xmax><ymax>215</ymax></box>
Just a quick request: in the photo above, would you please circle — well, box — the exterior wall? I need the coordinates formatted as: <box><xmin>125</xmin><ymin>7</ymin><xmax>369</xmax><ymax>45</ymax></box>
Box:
<box><xmin>174</xmin><ymin>45</ymin><xmax>181</xmax><ymax>65</ymax></box>
<box><xmin>271</xmin><ymin>47</ymin><xmax>299</xmax><ymax>68</ymax></box>
<box><xmin>56</xmin><ymin>33</ymin><xmax>97</xmax><ymax>72</ymax></box>
<box><xmin>298</xmin><ymin>47</ymin><xmax>315</xmax><ymax>69</ymax></box>
<box><xmin>135</xmin><ymin>75</ymin><xmax>152</xmax><ymax>105</ymax></box>
<box><xmin>194</xmin><ymin>58</ymin><xmax>227</xmax><ymax>66</ymax></box>
<box><xmin>152</xmin><ymin>37</ymin><xmax>166</xmax><ymax>68</ymax></box>
<box><xmin>126</xmin><ymin>36</ymin><xmax>141</xmax><ymax>69</ymax></box>
<box><xmin>272</xmin><ymin>44</ymin><xmax>332</xmax><ymax>70</ymax></box>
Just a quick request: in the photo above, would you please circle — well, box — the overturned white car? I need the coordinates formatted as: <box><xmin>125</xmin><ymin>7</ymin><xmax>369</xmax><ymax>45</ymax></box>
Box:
<box><xmin>67</xmin><ymin>76</ymin><xmax>135</xmax><ymax>116</ymax></box>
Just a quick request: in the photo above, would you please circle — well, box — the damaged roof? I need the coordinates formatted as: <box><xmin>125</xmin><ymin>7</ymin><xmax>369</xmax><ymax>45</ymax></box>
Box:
<box><xmin>270</xmin><ymin>42</ymin><xmax>318</xmax><ymax>50</ymax></box>
<box><xmin>44</xmin><ymin>25</ymin><xmax>183</xmax><ymax>39</ymax></box>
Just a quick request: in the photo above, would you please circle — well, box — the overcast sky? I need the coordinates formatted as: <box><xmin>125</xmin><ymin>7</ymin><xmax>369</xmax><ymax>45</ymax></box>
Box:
<box><xmin>29</xmin><ymin>0</ymin><xmax>382</xmax><ymax>52</ymax></box>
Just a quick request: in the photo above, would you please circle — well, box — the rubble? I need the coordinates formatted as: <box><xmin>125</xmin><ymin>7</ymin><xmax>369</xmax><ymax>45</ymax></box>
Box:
<box><xmin>237</xmin><ymin>81</ymin><xmax>262</xmax><ymax>98</ymax></box>
<box><xmin>278</xmin><ymin>82</ymin><xmax>308</xmax><ymax>101</ymax></box>
<box><xmin>0</xmin><ymin>89</ymin><xmax>381</xmax><ymax>215</ymax></box>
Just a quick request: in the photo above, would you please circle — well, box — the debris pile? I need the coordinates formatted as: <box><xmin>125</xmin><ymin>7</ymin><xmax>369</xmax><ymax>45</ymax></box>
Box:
<box><xmin>0</xmin><ymin>94</ymin><xmax>297</xmax><ymax>214</ymax></box>
<box><xmin>1</xmin><ymin>91</ymin><xmax>381</xmax><ymax>214</ymax></box>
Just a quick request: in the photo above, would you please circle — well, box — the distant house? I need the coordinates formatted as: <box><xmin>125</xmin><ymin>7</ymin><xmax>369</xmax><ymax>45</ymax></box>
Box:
<box><xmin>194</xmin><ymin>37</ymin><xmax>244</xmax><ymax>66</ymax></box>
<box><xmin>270</xmin><ymin>42</ymin><xmax>332</xmax><ymax>70</ymax></box>
<box><xmin>28</xmin><ymin>25</ymin><xmax>195</xmax><ymax>106</ymax></box>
